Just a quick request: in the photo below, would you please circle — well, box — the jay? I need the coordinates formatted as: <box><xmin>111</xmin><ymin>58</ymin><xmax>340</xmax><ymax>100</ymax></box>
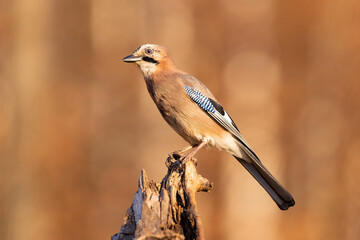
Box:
<box><xmin>123</xmin><ymin>44</ymin><xmax>295</xmax><ymax>210</ymax></box>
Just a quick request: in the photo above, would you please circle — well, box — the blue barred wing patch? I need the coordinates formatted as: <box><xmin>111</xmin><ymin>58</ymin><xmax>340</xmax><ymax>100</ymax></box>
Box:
<box><xmin>184</xmin><ymin>86</ymin><xmax>215</xmax><ymax>113</ymax></box>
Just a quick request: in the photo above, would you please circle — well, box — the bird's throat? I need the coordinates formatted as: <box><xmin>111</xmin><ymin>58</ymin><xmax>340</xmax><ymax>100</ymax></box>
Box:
<box><xmin>139</xmin><ymin>63</ymin><xmax>156</xmax><ymax>79</ymax></box>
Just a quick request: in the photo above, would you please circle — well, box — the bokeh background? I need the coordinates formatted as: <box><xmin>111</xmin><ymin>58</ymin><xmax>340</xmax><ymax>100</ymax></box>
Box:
<box><xmin>1</xmin><ymin>0</ymin><xmax>360</xmax><ymax>239</ymax></box>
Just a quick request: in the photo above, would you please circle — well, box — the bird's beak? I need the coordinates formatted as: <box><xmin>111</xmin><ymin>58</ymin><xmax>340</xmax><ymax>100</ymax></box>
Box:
<box><xmin>122</xmin><ymin>54</ymin><xmax>142</xmax><ymax>63</ymax></box>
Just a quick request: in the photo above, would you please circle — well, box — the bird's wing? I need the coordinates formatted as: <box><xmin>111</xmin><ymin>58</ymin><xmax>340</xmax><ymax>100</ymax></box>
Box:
<box><xmin>184</xmin><ymin>85</ymin><xmax>260</xmax><ymax>162</ymax></box>
<box><xmin>184</xmin><ymin>86</ymin><xmax>295</xmax><ymax>210</ymax></box>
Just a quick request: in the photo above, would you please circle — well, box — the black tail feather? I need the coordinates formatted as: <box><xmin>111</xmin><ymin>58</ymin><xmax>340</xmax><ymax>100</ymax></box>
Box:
<box><xmin>234</xmin><ymin>156</ymin><xmax>295</xmax><ymax>210</ymax></box>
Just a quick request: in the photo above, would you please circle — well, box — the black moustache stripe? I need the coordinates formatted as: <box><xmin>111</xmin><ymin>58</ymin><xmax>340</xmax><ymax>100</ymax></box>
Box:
<box><xmin>142</xmin><ymin>57</ymin><xmax>159</xmax><ymax>64</ymax></box>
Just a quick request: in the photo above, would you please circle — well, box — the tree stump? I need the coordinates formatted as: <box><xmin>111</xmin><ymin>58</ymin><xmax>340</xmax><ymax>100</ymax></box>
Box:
<box><xmin>112</xmin><ymin>155</ymin><xmax>213</xmax><ymax>240</ymax></box>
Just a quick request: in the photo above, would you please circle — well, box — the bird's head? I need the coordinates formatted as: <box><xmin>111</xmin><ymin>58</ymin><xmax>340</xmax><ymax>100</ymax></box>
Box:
<box><xmin>122</xmin><ymin>44</ymin><xmax>174</xmax><ymax>78</ymax></box>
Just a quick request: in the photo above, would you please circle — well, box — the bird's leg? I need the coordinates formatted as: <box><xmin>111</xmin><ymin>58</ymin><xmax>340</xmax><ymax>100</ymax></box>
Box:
<box><xmin>181</xmin><ymin>139</ymin><xmax>209</xmax><ymax>164</ymax></box>
<box><xmin>170</xmin><ymin>145</ymin><xmax>195</xmax><ymax>159</ymax></box>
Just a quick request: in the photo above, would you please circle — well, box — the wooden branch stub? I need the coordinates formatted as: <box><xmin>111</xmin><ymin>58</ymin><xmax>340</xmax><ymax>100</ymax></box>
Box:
<box><xmin>113</xmin><ymin>155</ymin><xmax>213</xmax><ymax>240</ymax></box>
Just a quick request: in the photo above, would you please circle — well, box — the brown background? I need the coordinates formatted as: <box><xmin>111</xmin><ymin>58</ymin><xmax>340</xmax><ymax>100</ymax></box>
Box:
<box><xmin>1</xmin><ymin>0</ymin><xmax>360</xmax><ymax>239</ymax></box>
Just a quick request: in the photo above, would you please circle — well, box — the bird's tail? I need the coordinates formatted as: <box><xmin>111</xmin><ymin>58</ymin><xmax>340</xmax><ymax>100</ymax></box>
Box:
<box><xmin>234</xmin><ymin>156</ymin><xmax>295</xmax><ymax>210</ymax></box>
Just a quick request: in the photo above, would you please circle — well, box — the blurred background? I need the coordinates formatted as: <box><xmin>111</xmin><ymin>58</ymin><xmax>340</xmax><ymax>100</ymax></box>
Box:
<box><xmin>1</xmin><ymin>0</ymin><xmax>360</xmax><ymax>239</ymax></box>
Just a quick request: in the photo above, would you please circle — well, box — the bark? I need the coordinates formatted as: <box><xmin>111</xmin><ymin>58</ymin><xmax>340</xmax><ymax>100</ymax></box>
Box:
<box><xmin>112</xmin><ymin>155</ymin><xmax>213</xmax><ymax>240</ymax></box>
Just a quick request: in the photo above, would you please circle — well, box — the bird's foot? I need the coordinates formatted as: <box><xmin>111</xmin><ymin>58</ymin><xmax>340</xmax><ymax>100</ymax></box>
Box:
<box><xmin>166</xmin><ymin>151</ymin><xmax>185</xmax><ymax>169</ymax></box>
<box><xmin>167</xmin><ymin>145</ymin><xmax>199</xmax><ymax>168</ymax></box>
<box><xmin>169</xmin><ymin>145</ymin><xmax>195</xmax><ymax>160</ymax></box>
<box><xmin>181</xmin><ymin>155</ymin><xmax>197</xmax><ymax>166</ymax></box>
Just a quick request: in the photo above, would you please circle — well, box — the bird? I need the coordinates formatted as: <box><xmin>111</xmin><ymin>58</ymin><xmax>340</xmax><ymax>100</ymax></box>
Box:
<box><xmin>122</xmin><ymin>44</ymin><xmax>295</xmax><ymax>210</ymax></box>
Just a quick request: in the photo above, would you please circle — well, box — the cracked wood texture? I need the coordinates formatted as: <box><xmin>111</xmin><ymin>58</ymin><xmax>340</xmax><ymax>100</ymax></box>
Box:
<box><xmin>112</xmin><ymin>156</ymin><xmax>213</xmax><ymax>240</ymax></box>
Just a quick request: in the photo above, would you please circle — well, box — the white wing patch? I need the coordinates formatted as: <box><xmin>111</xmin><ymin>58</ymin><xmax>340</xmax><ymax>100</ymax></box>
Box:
<box><xmin>223</xmin><ymin>110</ymin><xmax>233</xmax><ymax>125</ymax></box>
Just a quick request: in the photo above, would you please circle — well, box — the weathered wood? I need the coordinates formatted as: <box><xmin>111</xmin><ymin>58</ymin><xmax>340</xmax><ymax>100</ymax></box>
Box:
<box><xmin>112</xmin><ymin>155</ymin><xmax>213</xmax><ymax>240</ymax></box>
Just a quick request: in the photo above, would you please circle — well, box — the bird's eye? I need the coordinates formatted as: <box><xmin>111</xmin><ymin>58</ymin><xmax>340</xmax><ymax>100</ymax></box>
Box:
<box><xmin>145</xmin><ymin>48</ymin><xmax>153</xmax><ymax>55</ymax></box>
